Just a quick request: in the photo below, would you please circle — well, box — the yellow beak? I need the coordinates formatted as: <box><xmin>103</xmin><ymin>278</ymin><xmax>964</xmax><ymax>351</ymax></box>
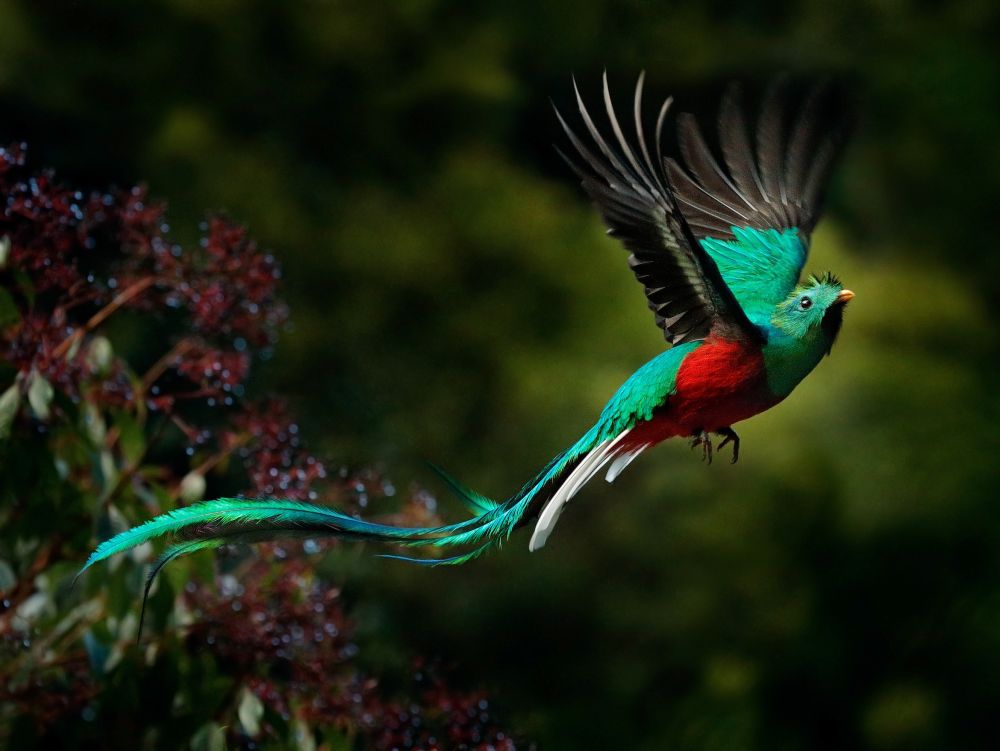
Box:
<box><xmin>835</xmin><ymin>289</ymin><xmax>855</xmax><ymax>305</ymax></box>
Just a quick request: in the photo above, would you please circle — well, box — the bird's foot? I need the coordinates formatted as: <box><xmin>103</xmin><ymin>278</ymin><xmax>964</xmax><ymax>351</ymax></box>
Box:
<box><xmin>715</xmin><ymin>427</ymin><xmax>740</xmax><ymax>464</ymax></box>
<box><xmin>690</xmin><ymin>430</ymin><xmax>713</xmax><ymax>464</ymax></box>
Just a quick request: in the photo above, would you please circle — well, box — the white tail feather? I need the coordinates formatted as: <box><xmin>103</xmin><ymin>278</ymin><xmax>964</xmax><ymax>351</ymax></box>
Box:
<box><xmin>605</xmin><ymin>444</ymin><xmax>649</xmax><ymax>483</ymax></box>
<box><xmin>529</xmin><ymin>429</ymin><xmax>631</xmax><ymax>552</ymax></box>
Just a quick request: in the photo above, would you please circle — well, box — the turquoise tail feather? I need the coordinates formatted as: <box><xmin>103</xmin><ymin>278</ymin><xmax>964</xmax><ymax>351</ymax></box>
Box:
<box><xmin>426</xmin><ymin>463</ymin><xmax>500</xmax><ymax>516</ymax></box>
<box><xmin>82</xmin><ymin>430</ymin><xmax>601</xmax><ymax>636</ymax></box>
<box><xmin>80</xmin><ymin>497</ymin><xmax>490</xmax><ymax>576</ymax></box>
<box><xmin>137</xmin><ymin>539</ymin><xmax>220</xmax><ymax>640</ymax></box>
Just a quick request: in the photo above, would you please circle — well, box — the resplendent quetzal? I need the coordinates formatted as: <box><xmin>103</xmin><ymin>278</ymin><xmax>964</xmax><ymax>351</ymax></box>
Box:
<box><xmin>82</xmin><ymin>74</ymin><xmax>855</xmax><ymax>615</ymax></box>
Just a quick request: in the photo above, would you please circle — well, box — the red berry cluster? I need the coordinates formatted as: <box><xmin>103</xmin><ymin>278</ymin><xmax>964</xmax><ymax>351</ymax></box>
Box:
<box><xmin>1</xmin><ymin>143</ymin><xmax>97</xmax><ymax>295</ymax></box>
<box><xmin>1</xmin><ymin>143</ymin><xmax>284</xmax><ymax>415</ymax></box>
<box><xmin>0</xmin><ymin>143</ymin><xmax>521</xmax><ymax>748</ymax></box>
<box><xmin>174</xmin><ymin>345</ymin><xmax>250</xmax><ymax>402</ymax></box>
<box><xmin>0</xmin><ymin>629</ymin><xmax>97</xmax><ymax>729</ymax></box>
<box><xmin>229</xmin><ymin>399</ymin><xmax>329</xmax><ymax>500</ymax></box>
<box><xmin>186</xmin><ymin>557</ymin><xmax>516</xmax><ymax>750</ymax></box>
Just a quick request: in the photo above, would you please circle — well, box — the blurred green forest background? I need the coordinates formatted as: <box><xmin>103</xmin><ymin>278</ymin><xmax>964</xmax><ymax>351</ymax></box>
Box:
<box><xmin>2</xmin><ymin>0</ymin><xmax>1000</xmax><ymax>748</ymax></box>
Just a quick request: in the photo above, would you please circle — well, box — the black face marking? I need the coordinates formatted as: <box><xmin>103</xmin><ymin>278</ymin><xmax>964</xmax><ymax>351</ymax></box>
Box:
<box><xmin>821</xmin><ymin>299</ymin><xmax>845</xmax><ymax>344</ymax></box>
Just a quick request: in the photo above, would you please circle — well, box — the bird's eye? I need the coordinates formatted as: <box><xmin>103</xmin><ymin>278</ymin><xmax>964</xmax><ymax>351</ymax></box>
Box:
<box><xmin>799</xmin><ymin>296</ymin><xmax>813</xmax><ymax>310</ymax></box>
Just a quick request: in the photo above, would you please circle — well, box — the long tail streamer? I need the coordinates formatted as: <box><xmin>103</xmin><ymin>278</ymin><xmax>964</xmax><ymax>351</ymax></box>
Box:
<box><xmin>79</xmin><ymin>431</ymin><xmax>604</xmax><ymax>636</ymax></box>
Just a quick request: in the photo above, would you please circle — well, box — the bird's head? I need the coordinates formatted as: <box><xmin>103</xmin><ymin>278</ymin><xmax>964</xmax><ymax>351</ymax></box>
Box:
<box><xmin>772</xmin><ymin>272</ymin><xmax>854</xmax><ymax>351</ymax></box>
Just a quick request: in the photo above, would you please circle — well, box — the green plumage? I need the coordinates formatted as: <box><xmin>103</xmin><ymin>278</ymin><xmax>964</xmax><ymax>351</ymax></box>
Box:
<box><xmin>81</xmin><ymin>343</ymin><xmax>695</xmax><ymax>589</ymax></box>
<box><xmin>592</xmin><ymin>341</ymin><xmax>701</xmax><ymax>438</ymax></box>
<box><xmin>80</xmin><ymin>498</ymin><xmax>483</xmax><ymax>576</ymax></box>
<box><xmin>82</xmin><ymin>74</ymin><xmax>854</xmax><ymax>634</ymax></box>
<box><xmin>701</xmin><ymin>228</ymin><xmax>808</xmax><ymax>322</ymax></box>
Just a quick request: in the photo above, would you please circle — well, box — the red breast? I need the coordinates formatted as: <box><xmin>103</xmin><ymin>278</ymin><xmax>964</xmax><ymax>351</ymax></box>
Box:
<box><xmin>624</xmin><ymin>338</ymin><xmax>776</xmax><ymax>447</ymax></box>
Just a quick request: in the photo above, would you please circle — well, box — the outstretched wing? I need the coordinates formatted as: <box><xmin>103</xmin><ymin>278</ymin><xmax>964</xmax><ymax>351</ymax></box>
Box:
<box><xmin>668</xmin><ymin>79</ymin><xmax>852</xmax><ymax>318</ymax></box>
<box><xmin>556</xmin><ymin>72</ymin><xmax>762</xmax><ymax>347</ymax></box>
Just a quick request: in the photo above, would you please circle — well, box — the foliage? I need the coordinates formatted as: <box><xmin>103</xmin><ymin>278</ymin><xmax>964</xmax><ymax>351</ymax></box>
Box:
<box><xmin>0</xmin><ymin>145</ymin><xmax>517</xmax><ymax>750</ymax></box>
<box><xmin>1</xmin><ymin>1</ymin><xmax>1000</xmax><ymax>749</ymax></box>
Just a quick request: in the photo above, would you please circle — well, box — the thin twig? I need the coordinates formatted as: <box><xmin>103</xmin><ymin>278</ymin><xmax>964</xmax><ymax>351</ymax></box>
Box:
<box><xmin>141</xmin><ymin>338</ymin><xmax>196</xmax><ymax>392</ymax></box>
<box><xmin>52</xmin><ymin>276</ymin><xmax>157</xmax><ymax>360</ymax></box>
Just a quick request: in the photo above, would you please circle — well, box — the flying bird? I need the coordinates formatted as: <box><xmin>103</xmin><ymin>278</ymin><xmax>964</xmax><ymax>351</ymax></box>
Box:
<box><xmin>81</xmin><ymin>74</ymin><xmax>855</xmax><ymax>624</ymax></box>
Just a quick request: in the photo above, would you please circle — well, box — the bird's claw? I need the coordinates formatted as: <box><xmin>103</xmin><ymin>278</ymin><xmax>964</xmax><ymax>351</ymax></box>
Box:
<box><xmin>691</xmin><ymin>428</ymin><xmax>740</xmax><ymax>465</ymax></box>
<box><xmin>690</xmin><ymin>430</ymin><xmax>713</xmax><ymax>464</ymax></box>
<box><xmin>715</xmin><ymin>427</ymin><xmax>740</xmax><ymax>464</ymax></box>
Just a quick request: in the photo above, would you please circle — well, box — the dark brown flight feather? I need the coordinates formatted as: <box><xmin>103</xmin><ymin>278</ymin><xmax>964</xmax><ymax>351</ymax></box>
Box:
<box><xmin>555</xmin><ymin>72</ymin><xmax>762</xmax><ymax>346</ymax></box>
<box><xmin>669</xmin><ymin>77</ymin><xmax>853</xmax><ymax>242</ymax></box>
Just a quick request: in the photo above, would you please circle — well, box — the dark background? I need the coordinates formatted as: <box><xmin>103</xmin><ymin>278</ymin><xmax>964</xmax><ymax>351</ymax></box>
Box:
<box><xmin>2</xmin><ymin>0</ymin><xmax>999</xmax><ymax>748</ymax></box>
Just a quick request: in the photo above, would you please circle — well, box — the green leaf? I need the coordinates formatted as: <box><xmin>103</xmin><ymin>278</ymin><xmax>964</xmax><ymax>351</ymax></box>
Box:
<box><xmin>294</xmin><ymin>719</ymin><xmax>317</xmax><ymax>751</ymax></box>
<box><xmin>86</xmin><ymin>335</ymin><xmax>114</xmax><ymax>374</ymax></box>
<box><xmin>114</xmin><ymin>409</ymin><xmax>145</xmax><ymax>465</ymax></box>
<box><xmin>95</xmin><ymin>448</ymin><xmax>118</xmax><ymax>498</ymax></box>
<box><xmin>82</xmin><ymin>402</ymin><xmax>107</xmax><ymax>447</ymax></box>
<box><xmin>0</xmin><ymin>287</ymin><xmax>18</xmax><ymax>327</ymax></box>
<box><xmin>190</xmin><ymin>722</ymin><xmax>226</xmax><ymax>751</ymax></box>
<box><xmin>82</xmin><ymin>630</ymin><xmax>111</xmax><ymax>674</ymax></box>
<box><xmin>26</xmin><ymin>371</ymin><xmax>54</xmax><ymax>421</ymax></box>
<box><xmin>0</xmin><ymin>382</ymin><xmax>20</xmax><ymax>440</ymax></box>
<box><xmin>0</xmin><ymin>559</ymin><xmax>16</xmax><ymax>591</ymax></box>
<box><xmin>179</xmin><ymin>471</ymin><xmax>207</xmax><ymax>503</ymax></box>
<box><xmin>0</xmin><ymin>235</ymin><xmax>9</xmax><ymax>269</ymax></box>
<box><xmin>237</xmin><ymin>687</ymin><xmax>264</xmax><ymax>737</ymax></box>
